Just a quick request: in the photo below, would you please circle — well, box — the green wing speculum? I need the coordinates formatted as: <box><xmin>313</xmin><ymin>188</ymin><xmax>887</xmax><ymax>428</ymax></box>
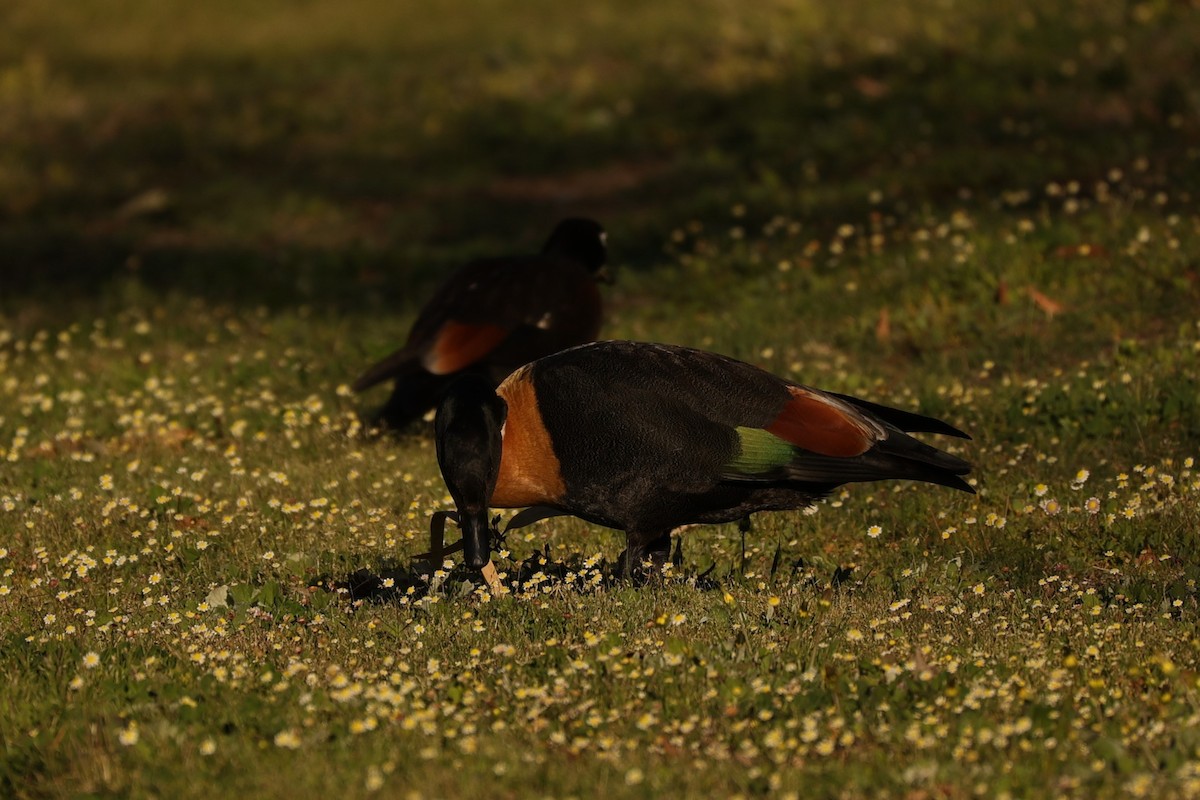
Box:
<box><xmin>722</xmin><ymin>426</ymin><xmax>797</xmax><ymax>480</ymax></box>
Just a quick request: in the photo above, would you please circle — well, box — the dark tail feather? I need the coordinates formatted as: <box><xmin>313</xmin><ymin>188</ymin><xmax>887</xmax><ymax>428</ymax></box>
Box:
<box><xmin>352</xmin><ymin>344</ymin><xmax>422</xmax><ymax>393</ymax></box>
<box><xmin>869</xmin><ymin>449</ymin><xmax>975</xmax><ymax>493</ymax></box>
<box><xmin>873</xmin><ymin>430</ymin><xmax>974</xmax><ymax>492</ymax></box>
<box><xmin>918</xmin><ymin>470</ymin><xmax>975</xmax><ymax>493</ymax></box>
<box><xmin>783</xmin><ymin>455</ymin><xmax>975</xmax><ymax>494</ymax></box>
<box><xmin>830</xmin><ymin>392</ymin><xmax>972</xmax><ymax>440</ymax></box>
<box><xmin>781</xmin><ymin>430</ymin><xmax>975</xmax><ymax>494</ymax></box>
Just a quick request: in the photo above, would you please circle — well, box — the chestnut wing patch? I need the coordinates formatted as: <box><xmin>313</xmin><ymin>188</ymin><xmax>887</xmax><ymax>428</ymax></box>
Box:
<box><xmin>422</xmin><ymin>321</ymin><xmax>511</xmax><ymax>375</ymax></box>
<box><xmin>765</xmin><ymin>387</ymin><xmax>878</xmax><ymax>458</ymax></box>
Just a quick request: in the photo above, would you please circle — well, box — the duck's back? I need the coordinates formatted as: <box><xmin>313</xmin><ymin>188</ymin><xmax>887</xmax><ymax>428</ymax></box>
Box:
<box><xmin>497</xmin><ymin>342</ymin><xmax>801</xmax><ymax>528</ymax></box>
<box><xmin>494</xmin><ymin>341</ymin><xmax>970</xmax><ymax>533</ymax></box>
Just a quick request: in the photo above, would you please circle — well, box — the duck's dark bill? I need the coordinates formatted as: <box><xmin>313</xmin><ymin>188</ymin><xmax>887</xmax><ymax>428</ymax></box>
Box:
<box><xmin>459</xmin><ymin>510</ymin><xmax>493</xmax><ymax>569</ymax></box>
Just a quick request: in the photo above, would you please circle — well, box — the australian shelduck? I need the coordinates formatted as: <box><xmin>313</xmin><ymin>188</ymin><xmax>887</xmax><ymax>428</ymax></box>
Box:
<box><xmin>353</xmin><ymin>218</ymin><xmax>607</xmax><ymax>428</ymax></box>
<box><xmin>434</xmin><ymin>340</ymin><xmax>974</xmax><ymax>578</ymax></box>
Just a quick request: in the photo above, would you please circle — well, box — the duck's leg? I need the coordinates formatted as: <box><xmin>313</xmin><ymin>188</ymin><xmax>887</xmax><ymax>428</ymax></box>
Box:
<box><xmin>738</xmin><ymin>516</ymin><xmax>754</xmax><ymax>576</ymax></box>
<box><xmin>646</xmin><ymin>533</ymin><xmax>673</xmax><ymax>573</ymax></box>
<box><xmin>616</xmin><ymin>530</ymin><xmax>670</xmax><ymax>583</ymax></box>
<box><xmin>615</xmin><ymin>544</ymin><xmax>640</xmax><ymax>583</ymax></box>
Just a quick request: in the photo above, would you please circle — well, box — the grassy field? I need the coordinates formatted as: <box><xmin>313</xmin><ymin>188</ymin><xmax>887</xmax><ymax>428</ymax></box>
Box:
<box><xmin>3</xmin><ymin>0</ymin><xmax>1200</xmax><ymax>797</ymax></box>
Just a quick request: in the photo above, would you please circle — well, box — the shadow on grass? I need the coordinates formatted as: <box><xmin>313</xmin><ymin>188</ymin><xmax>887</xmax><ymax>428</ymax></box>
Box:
<box><xmin>2</xmin><ymin>20</ymin><xmax>1196</xmax><ymax>316</ymax></box>
<box><xmin>328</xmin><ymin>549</ymin><xmax>704</xmax><ymax>605</ymax></box>
<box><xmin>326</xmin><ymin>537</ymin><xmax>863</xmax><ymax>606</ymax></box>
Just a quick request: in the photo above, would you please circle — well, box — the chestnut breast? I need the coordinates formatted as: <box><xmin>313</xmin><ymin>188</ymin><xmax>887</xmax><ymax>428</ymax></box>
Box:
<box><xmin>491</xmin><ymin>367</ymin><xmax>566</xmax><ymax>508</ymax></box>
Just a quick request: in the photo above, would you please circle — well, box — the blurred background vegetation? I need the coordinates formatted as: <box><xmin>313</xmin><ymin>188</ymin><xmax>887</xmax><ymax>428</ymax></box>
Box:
<box><xmin>2</xmin><ymin>0</ymin><xmax>1197</xmax><ymax>317</ymax></box>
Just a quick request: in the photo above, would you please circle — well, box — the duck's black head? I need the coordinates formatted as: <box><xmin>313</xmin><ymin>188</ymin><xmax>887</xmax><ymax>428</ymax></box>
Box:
<box><xmin>542</xmin><ymin>217</ymin><xmax>607</xmax><ymax>273</ymax></box>
<box><xmin>435</xmin><ymin>375</ymin><xmax>508</xmax><ymax>569</ymax></box>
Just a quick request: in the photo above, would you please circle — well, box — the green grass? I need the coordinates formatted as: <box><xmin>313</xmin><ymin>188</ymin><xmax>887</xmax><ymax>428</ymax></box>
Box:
<box><xmin>2</xmin><ymin>0</ymin><xmax>1200</xmax><ymax>797</ymax></box>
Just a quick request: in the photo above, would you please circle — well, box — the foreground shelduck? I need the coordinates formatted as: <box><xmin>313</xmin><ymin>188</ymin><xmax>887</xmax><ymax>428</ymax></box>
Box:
<box><xmin>353</xmin><ymin>218</ymin><xmax>607</xmax><ymax>428</ymax></box>
<box><xmin>434</xmin><ymin>341</ymin><xmax>974</xmax><ymax>577</ymax></box>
